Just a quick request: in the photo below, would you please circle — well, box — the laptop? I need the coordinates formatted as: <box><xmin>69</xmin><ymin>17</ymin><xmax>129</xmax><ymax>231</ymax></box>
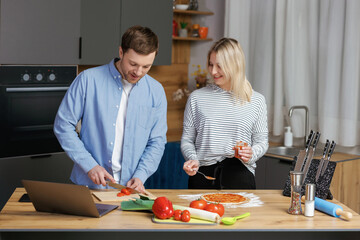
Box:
<box><xmin>21</xmin><ymin>180</ymin><xmax>119</xmax><ymax>218</ymax></box>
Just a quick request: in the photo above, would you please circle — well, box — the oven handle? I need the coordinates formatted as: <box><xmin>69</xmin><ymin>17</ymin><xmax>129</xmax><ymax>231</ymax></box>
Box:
<box><xmin>14</xmin><ymin>125</ymin><xmax>54</xmax><ymax>132</ymax></box>
<box><xmin>5</xmin><ymin>87</ymin><xmax>69</xmax><ymax>92</ymax></box>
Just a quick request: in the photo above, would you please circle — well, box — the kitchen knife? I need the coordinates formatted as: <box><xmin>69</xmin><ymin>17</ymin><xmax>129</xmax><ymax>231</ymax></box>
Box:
<box><xmin>302</xmin><ymin>131</ymin><xmax>321</xmax><ymax>184</ymax></box>
<box><xmin>294</xmin><ymin>130</ymin><xmax>315</xmax><ymax>172</ymax></box>
<box><xmin>320</xmin><ymin>141</ymin><xmax>336</xmax><ymax>176</ymax></box>
<box><xmin>315</xmin><ymin>139</ymin><xmax>330</xmax><ymax>181</ymax></box>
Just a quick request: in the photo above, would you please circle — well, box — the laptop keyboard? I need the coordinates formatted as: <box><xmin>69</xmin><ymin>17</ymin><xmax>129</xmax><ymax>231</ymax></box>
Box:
<box><xmin>95</xmin><ymin>203</ymin><xmax>118</xmax><ymax>215</ymax></box>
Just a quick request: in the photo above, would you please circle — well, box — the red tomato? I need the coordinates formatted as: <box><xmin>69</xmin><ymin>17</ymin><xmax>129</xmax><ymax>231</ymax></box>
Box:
<box><xmin>117</xmin><ymin>192</ymin><xmax>125</xmax><ymax>197</ymax></box>
<box><xmin>121</xmin><ymin>188</ymin><xmax>131</xmax><ymax>195</ymax></box>
<box><xmin>216</xmin><ymin>204</ymin><xmax>225</xmax><ymax>217</ymax></box>
<box><xmin>173</xmin><ymin>210</ymin><xmax>182</xmax><ymax>221</ymax></box>
<box><xmin>181</xmin><ymin>210</ymin><xmax>191</xmax><ymax>222</ymax></box>
<box><xmin>204</xmin><ymin>203</ymin><xmax>225</xmax><ymax>217</ymax></box>
<box><xmin>189</xmin><ymin>199</ymin><xmax>207</xmax><ymax>210</ymax></box>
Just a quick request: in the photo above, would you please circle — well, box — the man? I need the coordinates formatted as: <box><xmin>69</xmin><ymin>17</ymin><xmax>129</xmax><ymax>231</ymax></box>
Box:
<box><xmin>54</xmin><ymin>26</ymin><xmax>167</xmax><ymax>192</ymax></box>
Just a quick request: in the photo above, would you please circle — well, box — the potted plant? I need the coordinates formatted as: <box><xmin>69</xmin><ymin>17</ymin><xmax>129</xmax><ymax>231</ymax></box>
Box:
<box><xmin>179</xmin><ymin>22</ymin><xmax>188</xmax><ymax>37</ymax></box>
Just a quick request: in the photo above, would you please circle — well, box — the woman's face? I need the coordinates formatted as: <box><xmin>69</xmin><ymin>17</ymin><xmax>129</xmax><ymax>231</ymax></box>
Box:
<box><xmin>208</xmin><ymin>52</ymin><xmax>231</xmax><ymax>91</ymax></box>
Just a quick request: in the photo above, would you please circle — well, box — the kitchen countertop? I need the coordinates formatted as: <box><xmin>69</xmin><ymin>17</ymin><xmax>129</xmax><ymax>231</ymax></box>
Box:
<box><xmin>0</xmin><ymin>188</ymin><xmax>359</xmax><ymax>232</ymax></box>
<box><xmin>267</xmin><ymin>142</ymin><xmax>360</xmax><ymax>162</ymax></box>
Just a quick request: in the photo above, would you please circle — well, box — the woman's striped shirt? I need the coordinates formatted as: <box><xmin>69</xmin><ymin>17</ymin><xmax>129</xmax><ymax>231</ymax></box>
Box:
<box><xmin>181</xmin><ymin>84</ymin><xmax>269</xmax><ymax>175</ymax></box>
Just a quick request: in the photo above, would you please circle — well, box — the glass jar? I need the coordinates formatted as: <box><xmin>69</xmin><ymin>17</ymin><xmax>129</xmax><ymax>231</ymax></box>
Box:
<box><xmin>288</xmin><ymin>171</ymin><xmax>303</xmax><ymax>215</ymax></box>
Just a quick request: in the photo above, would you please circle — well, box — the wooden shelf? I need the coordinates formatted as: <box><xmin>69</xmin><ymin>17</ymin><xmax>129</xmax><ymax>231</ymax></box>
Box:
<box><xmin>172</xmin><ymin>36</ymin><xmax>212</xmax><ymax>41</ymax></box>
<box><xmin>173</xmin><ymin>9</ymin><xmax>214</xmax><ymax>15</ymax></box>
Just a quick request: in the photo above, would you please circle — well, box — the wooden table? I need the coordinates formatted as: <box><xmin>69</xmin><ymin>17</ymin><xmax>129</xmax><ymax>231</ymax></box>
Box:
<box><xmin>0</xmin><ymin>188</ymin><xmax>359</xmax><ymax>240</ymax></box>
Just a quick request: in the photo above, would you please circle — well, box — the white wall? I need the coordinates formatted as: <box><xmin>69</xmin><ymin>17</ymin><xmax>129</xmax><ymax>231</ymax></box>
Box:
<box><xmin>188</xmin><ymin>0</ymin><xmax>225</xmax><ymax>90</ymax></box>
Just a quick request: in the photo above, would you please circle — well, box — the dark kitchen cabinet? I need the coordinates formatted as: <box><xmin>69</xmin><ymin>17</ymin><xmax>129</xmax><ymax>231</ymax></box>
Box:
<box><xmin>80</xmin><ymin>0</ymin><xmax>172</xmax><ymax>65</ymax></box>
<box><xmin>120</xmin><ymin>0</ymin><xmax>172</xmax><ymax>66</ymax></box>
<box><xmin>0</xmin><ymin>0</ymin><xmax>172</xmax><ymax>65</ymax></box>
<box><xmin>255</xmin><ymin>156</ymin><xmax>292</xmax><ymax>189</ymax></box>
<box><xmin>79</xmin><ymin>0</ymin><xmax>121</xmax><ymax>65</ymax></box>
<box><xmin>0</xmin><ymin>0</ymin><xmax>81</xmax><ymax>64</ymax></box>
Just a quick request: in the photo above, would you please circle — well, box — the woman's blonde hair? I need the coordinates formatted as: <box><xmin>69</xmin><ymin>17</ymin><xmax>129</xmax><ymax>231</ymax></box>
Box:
<box><xmin>207</xmin><ymin>38</ymin><xmax>253</xmax><ymax>102</ymax></box>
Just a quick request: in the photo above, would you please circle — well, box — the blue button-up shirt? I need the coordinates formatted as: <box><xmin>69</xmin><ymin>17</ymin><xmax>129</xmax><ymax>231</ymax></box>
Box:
<box><xmin>54</xmin><ymin>59</ymin><xmax>167</xmax><ymax>189</ymax></box>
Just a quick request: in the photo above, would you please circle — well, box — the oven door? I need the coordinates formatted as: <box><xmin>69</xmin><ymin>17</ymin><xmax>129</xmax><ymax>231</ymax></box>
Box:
<box><xmin>0</xmin><ymin>86</ymin><xmax>69</xmax><ymax>158</ymax></box>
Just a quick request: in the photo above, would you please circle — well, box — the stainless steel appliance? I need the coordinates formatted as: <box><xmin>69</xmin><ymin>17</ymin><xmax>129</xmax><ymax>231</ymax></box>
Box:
<box><xmin>0</xmin><ymin>65</ymin><xmax>77</xmax><ymax>158</ymax></box>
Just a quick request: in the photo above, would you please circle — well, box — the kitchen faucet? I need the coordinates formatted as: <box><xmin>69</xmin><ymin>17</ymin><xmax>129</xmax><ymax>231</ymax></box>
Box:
<box><xmin>288</xmin><ymin>105</ymin><xmax>309</xmax><ymax>146</ymax></box>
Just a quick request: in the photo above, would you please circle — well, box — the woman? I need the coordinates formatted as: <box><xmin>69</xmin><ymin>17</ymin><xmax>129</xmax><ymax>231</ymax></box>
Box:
<box><xmin>181</xmin><ymin>38</ymin><xmax>268</xmax><ymax>189</ymax></box>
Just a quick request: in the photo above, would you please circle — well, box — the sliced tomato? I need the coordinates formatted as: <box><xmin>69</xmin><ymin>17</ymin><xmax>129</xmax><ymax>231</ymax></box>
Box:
<box><xmin>117</xmin><ymin>192</ymin><xmax>126</xmax><ymax>197</ymax></box>
<box><xmin>121</xmin><ymin>188</ymin><xmax>131</xmax><ymax>195</ymax></box>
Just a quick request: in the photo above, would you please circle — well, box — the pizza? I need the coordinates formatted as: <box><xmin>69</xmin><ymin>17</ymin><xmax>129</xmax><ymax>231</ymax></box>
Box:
<box><xmin>201</xmin><ymin>193</ymin><xmax>249</xmax><ymax>205</ymax></box>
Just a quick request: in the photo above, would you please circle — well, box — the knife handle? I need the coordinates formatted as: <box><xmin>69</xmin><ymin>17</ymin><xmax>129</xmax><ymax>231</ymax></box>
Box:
<box><xmin>327</xmin><ymin>141</ymin><xmax>336</xmax><ymax>160</ymax></box>
<box><xmin>312</xmin><ymin>132</ymin><xmax>321</xmax><ymax>148</ymax></box>
<box><xmin>322</xmin><ymin>140</ymin><xmax>330</xmax><ymax>157</ymax></box>
<box><xmin>305</xmin><ymin>130</ymin><xmax>315</xmax><ymax>149</ymax></box>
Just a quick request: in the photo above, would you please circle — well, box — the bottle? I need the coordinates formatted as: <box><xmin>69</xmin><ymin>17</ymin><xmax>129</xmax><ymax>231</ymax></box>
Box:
<box><xmin>304</xmin><ymin>184</ymin><xmax>315</xmax><ymax>217</ymax></box>
<box><xmin>288</xmin><ymin>171</ymin><xmax>303</xmax><ymax>215</ymax></box>
<box><xmin>284</xmin><ymin>126</ymin><xmax>293</xmax><ymax>147</ymax></box>
<box><xmin>172</xmin><ymin>20</ymin><xmax>178</xmax><ymax>37</ymax></box>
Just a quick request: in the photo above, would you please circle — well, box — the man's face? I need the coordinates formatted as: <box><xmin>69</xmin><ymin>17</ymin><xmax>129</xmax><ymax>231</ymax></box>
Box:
<box><xmin>117</xmin><ymin>47</ymin><xmax>156</xmax><ymax>84</ymax></box>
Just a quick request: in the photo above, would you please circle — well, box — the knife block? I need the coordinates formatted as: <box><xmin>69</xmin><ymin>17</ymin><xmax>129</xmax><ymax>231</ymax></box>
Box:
<box><xmin>283</xmin><ymin>156</ymin><xmax>337</xmax><ymax>200</ymax></box>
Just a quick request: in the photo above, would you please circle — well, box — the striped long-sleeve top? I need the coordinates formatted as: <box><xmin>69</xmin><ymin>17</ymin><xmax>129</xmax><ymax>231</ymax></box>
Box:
<box><xmin>181</xmin><ymin>84</ymin><xmax>269</xmax><ymax>175</ymax></box>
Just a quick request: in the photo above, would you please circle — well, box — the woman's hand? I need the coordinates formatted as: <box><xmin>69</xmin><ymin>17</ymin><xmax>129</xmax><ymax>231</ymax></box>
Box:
<box><xmin>183</xmin><ymin>160</ymin><xmax>200</xmax><ymax>176</ymax></box>
<box><xmin>237</xmin><ymin>146</ymin><xmax>253</xmax><ymax>163</ymax></box>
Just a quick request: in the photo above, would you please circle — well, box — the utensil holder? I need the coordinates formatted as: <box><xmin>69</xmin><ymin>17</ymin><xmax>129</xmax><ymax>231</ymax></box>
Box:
<box><xmin>283</xmin><ymin>156</ymin><xmax>337</xmax><ymax>200</ymax></box>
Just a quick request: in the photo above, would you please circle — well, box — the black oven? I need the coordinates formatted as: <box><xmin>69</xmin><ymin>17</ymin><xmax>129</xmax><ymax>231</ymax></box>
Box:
<box><xmin>0</xmin><ymin>66</ymin><xmax>77</xmax><ymax>158</ymax></box>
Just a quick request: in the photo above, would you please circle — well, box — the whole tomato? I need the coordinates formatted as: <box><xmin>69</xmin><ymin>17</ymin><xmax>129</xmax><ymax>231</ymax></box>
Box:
<box><xmin>181</xmin><ymin>210</ymin><xmax>191</xmax><ymax>222</ymax></box>
<box><xmin>152</xmin><ymin>197</ymin><xmax>174</xmax><ymax>219</ymax></box>
<box><xmin>204</xmin><ymin>203</ymin><xmax>225</xmax><ymax>217</ymax></box>
<box><xmin>173</xmin><ymin>209</ymin><xmax>182</xmax><ymax>221</ymax></box>
<box><xmin>189</xmin><ymin>199</ymin><xmax>207</xmax><ymax>210</ymax></box>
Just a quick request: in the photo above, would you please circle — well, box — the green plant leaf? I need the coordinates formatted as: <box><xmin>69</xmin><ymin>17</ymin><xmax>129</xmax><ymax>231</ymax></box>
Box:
<box><xmin>180</xmin><ymin>22</ymin><xmax>188</xmax><ymax>29</ymax></box>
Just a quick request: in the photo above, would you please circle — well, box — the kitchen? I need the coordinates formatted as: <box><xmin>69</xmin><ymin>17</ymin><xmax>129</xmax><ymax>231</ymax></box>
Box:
<box><xmin>0</xmin><ymin>0</ymin><xmax>359</xmax><ymax>239</ymax></box>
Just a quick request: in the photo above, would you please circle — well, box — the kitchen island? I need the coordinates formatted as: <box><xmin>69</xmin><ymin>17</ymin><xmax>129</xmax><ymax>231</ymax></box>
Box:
<box><xmin>0</xmin><ymin>189</ymin><xmax>359</xmax><ymax>240</ymax></box>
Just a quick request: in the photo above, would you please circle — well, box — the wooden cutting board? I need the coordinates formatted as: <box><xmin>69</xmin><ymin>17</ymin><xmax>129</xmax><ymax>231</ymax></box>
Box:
<box><xmin>92</xmin><ymin>190</ymin><xmax>157</xmax><ymax>202</ymax></box>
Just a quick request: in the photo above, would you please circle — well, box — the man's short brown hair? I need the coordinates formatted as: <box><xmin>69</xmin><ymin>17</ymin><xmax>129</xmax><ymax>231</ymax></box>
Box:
<box><xmin>121</xmin><ymin>25</ymin><xmax>159</xmax><ymax>55</ymax></box>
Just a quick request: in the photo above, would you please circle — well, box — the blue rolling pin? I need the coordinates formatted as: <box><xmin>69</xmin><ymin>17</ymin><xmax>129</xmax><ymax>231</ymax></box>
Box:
<box><xmin>314</xmin><ymin>197</ymin><xmax>353</xmax><ymax>220</ymax></box>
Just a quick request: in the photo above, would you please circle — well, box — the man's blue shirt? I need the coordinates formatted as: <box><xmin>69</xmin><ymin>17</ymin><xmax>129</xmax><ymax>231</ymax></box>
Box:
<box><xmin>54</xmin><ymin>59</ymin><xmax>167</xmax><ymax>189</ymax></box>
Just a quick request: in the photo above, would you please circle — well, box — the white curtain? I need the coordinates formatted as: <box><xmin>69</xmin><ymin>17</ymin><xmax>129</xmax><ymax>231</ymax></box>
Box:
<box><xmin>225</xmin><ymin>0</ymin><xmax>360</xmax><ymax>146</ymax></box>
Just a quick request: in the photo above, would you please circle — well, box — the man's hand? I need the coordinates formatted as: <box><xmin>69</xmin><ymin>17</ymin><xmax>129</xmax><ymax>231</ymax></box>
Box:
<box><xmin>183</xmin><ymin>159</ymin><xmax>200</xmax><ymax>176</ymax></box>
<box><xmin>126</xmin><ymin>178</ymin><xmax>145</xmax><ymax>193</ymax></box>
<box><xmin>87</xmin><ymin>165</ymin><xmax>115</xmax><ymax>186</ymax></box>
